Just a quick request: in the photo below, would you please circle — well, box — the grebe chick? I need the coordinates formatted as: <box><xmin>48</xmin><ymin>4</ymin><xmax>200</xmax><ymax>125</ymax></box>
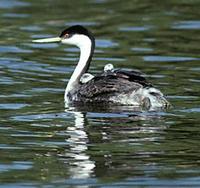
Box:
<box><xmin>104</xmin><ymin>63</ymin><xmax>114</xmax><ymax>72</ymax></box>
<box><xmin>80</xmin><ymin>73</ymin><xmax>94</xmax><ymax>84</ymax></box>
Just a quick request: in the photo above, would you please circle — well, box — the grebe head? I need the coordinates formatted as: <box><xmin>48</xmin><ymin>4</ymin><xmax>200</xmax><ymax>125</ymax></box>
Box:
<box><xmin>60</xmin><ymin>25</ymin><xmax>94</xmax><ymax>47</ymax></box>
<box><xmin>32</xmin><ymin>25</ymin><xmax>95</xmax><ymax>49</ymax></box>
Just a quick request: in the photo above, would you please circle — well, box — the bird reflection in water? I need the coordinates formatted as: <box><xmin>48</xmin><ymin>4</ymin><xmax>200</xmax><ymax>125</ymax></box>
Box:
<box><xmin>62</xmin><ymin>105</ymin><xmax>170</xmax><ymax>181</ymax></box>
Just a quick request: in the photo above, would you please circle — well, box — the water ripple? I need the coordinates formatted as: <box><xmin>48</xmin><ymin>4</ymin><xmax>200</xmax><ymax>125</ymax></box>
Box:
<box><xmin>143</xmin><ymin>55</ymin><xmax>199</xmax><ymax>62</ymax></box>
<box><xmin>0</xmin><ymin>162</ymin><xmax>32</xmax><ymax>172</ymax></box>
<box><xmin>3</xmin><ymin>13</ymin><xmax>29</xmax><ymax>18</ymax></box>
<box><xmin>0</xmin><ymin>46</ymin><xmax>32</xmax><ymax>53</ymax></box>
<box><xmin>119</xmin><ymin>25</ymin><xmax>153</xmax><ymax>32</ymax></box>
<box><xmin>0</xmin><ymin>103</ymin><xmax>28</xmax><ymax>110</ymax></box>
<box><xmin>96</xmin><ymin>39</ymin><xmax>118</xmax><ymax>48</ymax></box>
<box><xmin>172</xmin><ymin>20</ymin><xmax>200</xmax><ymax>30</ymax></box>
<box><xmin>0</xmin><ymin>0</ymin><xmax>30</xmax><ymax>9</ymax></box>
<box><xmin>179</xmin><ymin>108</ymin><xmax>200</xmax><ymax>113</ymax></box>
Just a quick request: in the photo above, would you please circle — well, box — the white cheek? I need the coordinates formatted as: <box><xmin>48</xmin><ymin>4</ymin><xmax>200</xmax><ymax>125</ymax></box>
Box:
<box><xmin>61</xmin><ymin>37</ymin><xmax>75</xmax><ymax>45</ymax></box>
<box><xmin>61</xmin><ymin>34</ymin><xmax>91</xmax><ymax>49</ymax></box>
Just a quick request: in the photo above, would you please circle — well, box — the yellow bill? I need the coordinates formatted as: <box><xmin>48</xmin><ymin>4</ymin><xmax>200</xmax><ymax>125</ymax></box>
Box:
<box><xmin>32</xmin><ymin>37</ymin><xmax>61</xmax><ymax>43</ymax></box>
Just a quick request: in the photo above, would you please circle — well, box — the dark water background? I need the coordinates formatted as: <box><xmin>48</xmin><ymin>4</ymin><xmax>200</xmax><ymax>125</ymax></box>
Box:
<box><xmin>0</xmin><ymin>0</ymin><xmax>200</xmax><ymax>187</ymax></box>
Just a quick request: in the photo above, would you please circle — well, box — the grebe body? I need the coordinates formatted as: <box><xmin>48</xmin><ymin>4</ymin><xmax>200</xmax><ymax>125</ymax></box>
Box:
<box><xmin>33</xmin><ymin>25</ymin><xmax>170</xmax><ymax>109</ymax></box>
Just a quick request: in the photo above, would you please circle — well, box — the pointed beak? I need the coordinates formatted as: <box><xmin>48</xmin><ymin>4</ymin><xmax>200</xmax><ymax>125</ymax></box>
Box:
<box><xmin>32</xmin><ymin>37</ymin><xmax>61</xmax><ymax>43</ymax></box>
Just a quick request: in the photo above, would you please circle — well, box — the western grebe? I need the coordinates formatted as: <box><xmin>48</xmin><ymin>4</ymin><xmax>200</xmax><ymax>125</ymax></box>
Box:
<box><xmin>33</xmin><ymin>25</ymin><xmax>170</xmax><ymax>109</ymax></box>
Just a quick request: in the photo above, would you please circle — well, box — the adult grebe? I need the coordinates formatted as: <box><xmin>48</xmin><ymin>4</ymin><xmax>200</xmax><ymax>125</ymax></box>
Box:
<box><xmin>33</xmin><ymin>25</ymin><xmax>170</xmax><ymax>109</ymax></box>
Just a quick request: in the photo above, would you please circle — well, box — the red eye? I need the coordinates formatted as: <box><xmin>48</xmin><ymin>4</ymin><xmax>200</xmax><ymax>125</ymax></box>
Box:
<box><xmin>64</xmin><ymin>33</ymin><xmax>69</xmax><ymax>38</ymax></box>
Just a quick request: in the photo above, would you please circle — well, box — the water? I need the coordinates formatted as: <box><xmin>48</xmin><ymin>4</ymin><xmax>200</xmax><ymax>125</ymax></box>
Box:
<box><xmin>0</xmin><ymin>0</ymin><xmax>200</xmax><ymax>187</ymax></box>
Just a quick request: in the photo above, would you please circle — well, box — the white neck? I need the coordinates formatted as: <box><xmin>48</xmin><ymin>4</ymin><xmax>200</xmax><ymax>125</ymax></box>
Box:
<box><xmin>64</xmin><ymin>35</ymin><xmax>92</xmax><ymax>102</ymax></box>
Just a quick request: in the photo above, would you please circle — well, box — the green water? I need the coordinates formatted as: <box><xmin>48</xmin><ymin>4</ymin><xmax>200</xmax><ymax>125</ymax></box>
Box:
<box><xmin>0</xmin><ymin>0</ymin><xmax>200</xmax><ymax>187</ymax></box>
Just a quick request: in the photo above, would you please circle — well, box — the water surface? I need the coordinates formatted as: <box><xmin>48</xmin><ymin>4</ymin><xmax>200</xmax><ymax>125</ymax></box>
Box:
<box><xmin>0</xmin><ymin>0</ymin><xmax>200</xmax><ymax>187</ymax></box>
